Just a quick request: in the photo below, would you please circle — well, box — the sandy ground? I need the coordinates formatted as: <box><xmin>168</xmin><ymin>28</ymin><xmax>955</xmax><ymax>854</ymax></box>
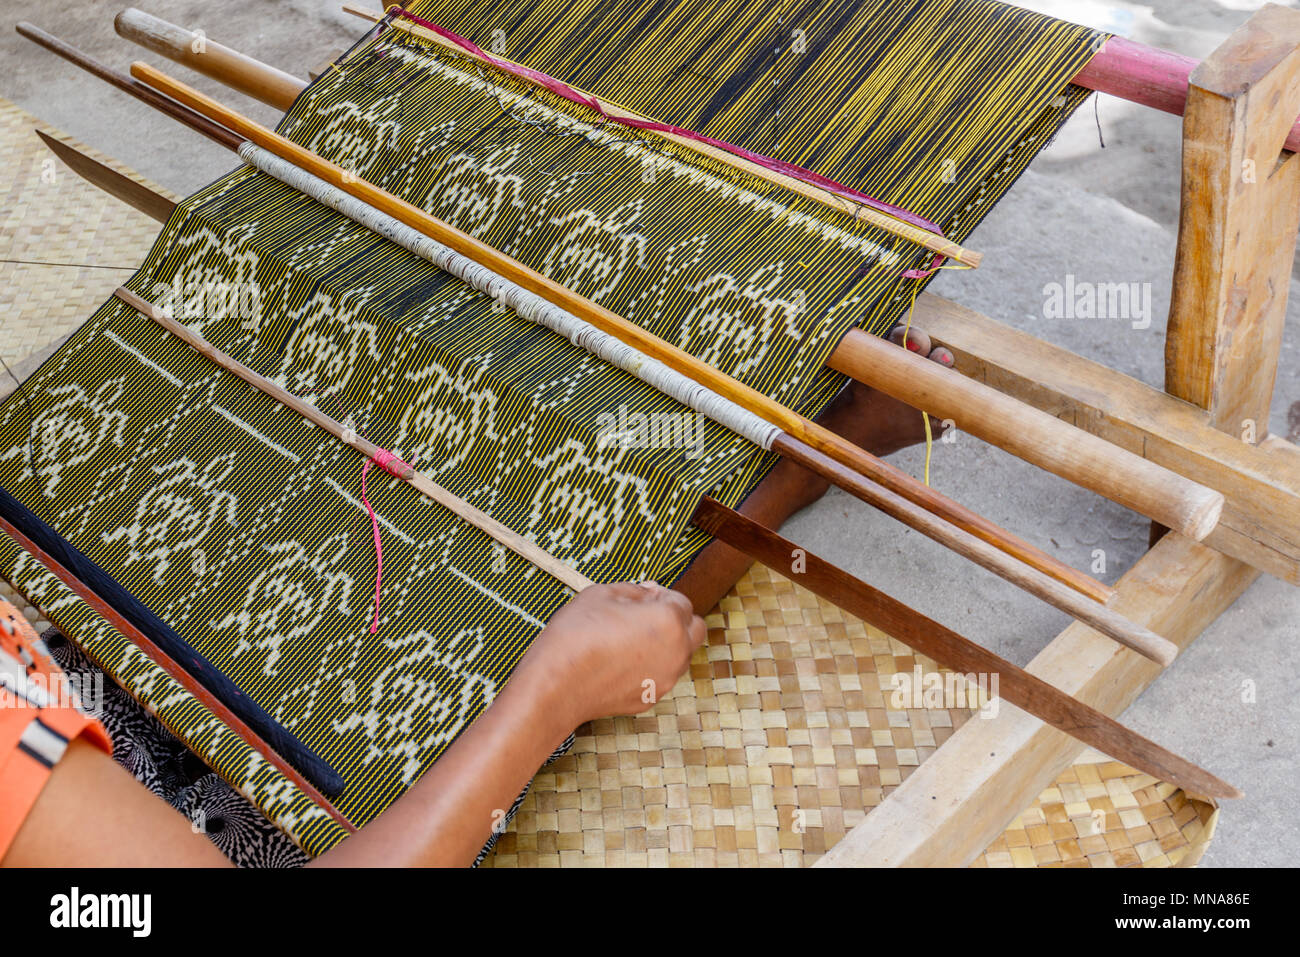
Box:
<box><xmin>0</xmin><ymin>0</ymin><xmax>1295</xmax><ymax>867</ymax></box>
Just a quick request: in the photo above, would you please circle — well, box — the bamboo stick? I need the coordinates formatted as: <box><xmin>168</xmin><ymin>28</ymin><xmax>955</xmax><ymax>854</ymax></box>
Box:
<box><xmin>830</xmin><ymin>329</ymin><xmax>1224</xmax><ymax>540</ymax></box>
<box><xmin>111</xmin><ymin>287</ymin><xmax>594</xmax><ymax>594</ymax></box>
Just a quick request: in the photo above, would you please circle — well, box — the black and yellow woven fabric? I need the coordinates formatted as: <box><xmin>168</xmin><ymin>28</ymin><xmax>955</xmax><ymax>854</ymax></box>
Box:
<box><xmin>0</xmin><ymin>1</ymin><xmax>1101</xmax><ymax>854</ymax></box>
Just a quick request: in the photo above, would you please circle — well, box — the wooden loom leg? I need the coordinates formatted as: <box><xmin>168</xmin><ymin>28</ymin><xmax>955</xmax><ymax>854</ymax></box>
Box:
<box><xmin>816</xmin><ymin>5</ymin><xmax>1300</xmax><ymax>867</ymax></box>
<box><xmin>1165</xmin><ymin>5</ymin><xmax>1300</xmax><ymax>435</ymax></box>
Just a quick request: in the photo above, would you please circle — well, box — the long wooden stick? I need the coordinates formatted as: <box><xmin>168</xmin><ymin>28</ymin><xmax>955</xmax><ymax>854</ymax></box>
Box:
<box><xmin>113</xmin><ymin>6</ymin><xmax>305</xmax><ymax>110</ymax></box>
<box><xmin>828</xmin><ymin>330</ymin><xmax>1223</xmax><ymax>540</ymax></box>
<box><xmin>691</xmin><ymin>497</ymin><xmax>1240</xmax><ymax>800</ymax></box>
<box><xmin>111</xmin><ymin>287</ymin><xmax>593</xmax><ymax>594</ymax></box>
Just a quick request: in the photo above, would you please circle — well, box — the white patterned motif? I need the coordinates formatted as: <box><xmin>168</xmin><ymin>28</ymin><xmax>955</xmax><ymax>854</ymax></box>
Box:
<box><xmin>0</xmin><ymin>380</ymin><xmax>128</xmax><ymax>498</ymax></box>
<box><xmin>213</xmin><ymin>533</ymin><xmax>355</xmax><ymax>678</ymax></box>
<box><xmin>279</xmin><ymin>288</ymin><xmax>382</xmax><ymax>404</ymax></box>
<box><xmin>541</xmin><ymin>199</ymin><xmax>647</xmax><ymax>301</ymax></box>
<box><xmin>101</xmin><ymin>452</ymin><xmax>240</xmax><ymax>584</ymax></box>
<box><xmin>332</xmin><ymin>624</ymin><xmax>497</xmax><ymax>784</ymax></box>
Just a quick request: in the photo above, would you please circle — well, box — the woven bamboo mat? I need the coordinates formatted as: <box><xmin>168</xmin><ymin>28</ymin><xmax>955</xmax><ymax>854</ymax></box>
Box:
<box><xmin>0</xmin><ymin>98</ymin><xmax>177</xmax><ymax>367</ymax></box>
<box><xmin>0</xmin><ymin>99</ymin><xmax>1216</xmax><ymax>868</ymax></box>
<box><xmin>480</xmin><ymin>562</ymin><xmax>1217</xmax><ymax>867</ymax></box>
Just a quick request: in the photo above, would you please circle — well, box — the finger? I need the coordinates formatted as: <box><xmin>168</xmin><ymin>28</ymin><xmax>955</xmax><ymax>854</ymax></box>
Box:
<box><xmin>657</xmin><ymin>586</ymin><xmax>696</xmax><ymax>628</ymax></box>
<box><xmin>928</xmin><ymin>345</ymin><xmax>955</xmax><ymax>368</ymax></box>
<box><xmin>887</xmin><ymin>323</ymin><xmax>932</xmax><ymax>356</ymax></box>
<box><xmin>685</xmin><ymin>614</ymin><xmax>707</xmax><ymax>651</ymax></box>
<box><xmin>601</xmin><ymin>581</ymin><xmax>657</xmax><ymax>602</ymax></box>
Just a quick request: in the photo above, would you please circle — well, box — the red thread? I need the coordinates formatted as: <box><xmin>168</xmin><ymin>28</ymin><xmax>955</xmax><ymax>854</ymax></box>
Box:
<box><xmin>902</xmin><ymin>253</ymin><xmax>948</xmax><ymax>280</ymax></box>
<box><xmin>386</xmin><ymin>8</ymin><xmax>947</xmax><ymax>244</ymax></box>
<box><xmin>359</xmin><ymin>446</ymin><xmax>413</xmax><ymax>634</ymax></box>
<box><xmin>371</xmin><ymin>447</ymin><xmax>412</xmax><ymax>478</ymax></box>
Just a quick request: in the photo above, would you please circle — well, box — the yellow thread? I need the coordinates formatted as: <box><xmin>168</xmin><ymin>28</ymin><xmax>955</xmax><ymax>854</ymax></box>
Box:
<box><xmin>922</xmin><ymin>410</ymin><xmax>933</xmax><ymax>486</ymax></box>
<box><xmin>902</xmin><ymin>263</ymin><xmax>970</xmax><ymax>488</ymax></box>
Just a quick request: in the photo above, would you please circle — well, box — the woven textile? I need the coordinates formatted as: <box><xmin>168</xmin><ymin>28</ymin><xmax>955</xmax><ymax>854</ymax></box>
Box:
<box><xmin>0</xmin><ymin>4</ymin><xmax>1101</xmax><ymax>853</ymax></box>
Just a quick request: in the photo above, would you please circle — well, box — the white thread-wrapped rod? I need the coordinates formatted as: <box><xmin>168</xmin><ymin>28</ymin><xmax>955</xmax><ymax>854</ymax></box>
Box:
<box><xmin>238</xmin><ymin>142</ymin><xmax>783</xmax><ymax>452</ymax></box>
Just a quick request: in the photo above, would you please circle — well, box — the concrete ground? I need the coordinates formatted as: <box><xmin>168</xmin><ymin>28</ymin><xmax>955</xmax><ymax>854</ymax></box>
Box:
<box><xmin>0</xmin><ymin>0</ymin><xmax>1295</xmax><ymax>867</ymax></box>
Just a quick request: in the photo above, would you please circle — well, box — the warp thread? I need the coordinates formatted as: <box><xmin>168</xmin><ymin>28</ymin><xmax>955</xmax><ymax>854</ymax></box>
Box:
<box><xmin>384</xmin><ymin>6</ymin><xmax>948</xmax><ymax>244</ymax></box>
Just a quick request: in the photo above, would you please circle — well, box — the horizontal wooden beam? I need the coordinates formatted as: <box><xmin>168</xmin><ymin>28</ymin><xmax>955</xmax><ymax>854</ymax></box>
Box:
<box><xmin>915</xmin><ymin>292</ymin><xmax>1300</xmax><ymax>585</ymax></box>
<box><xmin>816</xmin><ymin>530</ymin><xmax>1258</xmax><ymax>867</ymax></box>
<box><xmin>1078</xmin><ymin>36</ymin><xmax>1300</xmax><ymax>153</ymax></box>
<box><xmin>829</xmin><ymin>329</ymin><xmax>1224</xmax><ymax>541</ymax></box>
<box><xmin>114</xmin><ymin>6</ymin><xmax>305</xmax><ymax>110</ymax></box>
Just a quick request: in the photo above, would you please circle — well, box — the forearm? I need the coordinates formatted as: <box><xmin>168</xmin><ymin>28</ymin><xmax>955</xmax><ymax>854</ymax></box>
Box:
<box><xmin>311</xmin><ymin>656</ymin><xmax>575</xmax><ymax>867</ymax></box>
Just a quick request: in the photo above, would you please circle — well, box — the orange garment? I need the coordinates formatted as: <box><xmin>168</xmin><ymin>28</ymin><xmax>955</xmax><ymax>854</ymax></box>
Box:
<box><xmin>0</xmin><ymin>598</ymin><xmax>111</xmax><ymax>858</ymax></box>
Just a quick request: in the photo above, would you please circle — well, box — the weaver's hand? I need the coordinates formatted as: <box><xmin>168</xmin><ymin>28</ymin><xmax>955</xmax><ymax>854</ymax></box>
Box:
<box><xmin>523</xmin><ymin>582</ymin><xmax>706</xmax><ymax>726</ymax></box>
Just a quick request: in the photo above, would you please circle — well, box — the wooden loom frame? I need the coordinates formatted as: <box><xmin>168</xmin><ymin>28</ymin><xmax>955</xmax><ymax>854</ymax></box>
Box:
<box><xmin>10</xmin><ymin>3</ymin><xmax>1300</xmax><ymax>865</ymax></box>
<box><xmin>820</xmin><ymin>5</ymin><xmax>1300</xmax><ymax>865</ymax></box>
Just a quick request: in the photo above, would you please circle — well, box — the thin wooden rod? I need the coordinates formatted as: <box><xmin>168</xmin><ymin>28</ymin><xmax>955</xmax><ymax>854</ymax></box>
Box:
<box><xmin>114</xmin><ymin>6</ymin><xmax>305</xmax><ymax>111</ymax></box>
<box><xmin>830</xmin><ymin>329</ymin><xmax>1224</xmax><ymax>540</ymax></box>
<box><xmin>111</xmin><ymin>287</ymin><xmax>594</xmax><ymax>594</ymax></box>
<box><xmin>14</xmin><ymin>22</ymin><xmax>244</xmax><ymax>151</ymax></box>
<box><xmin>0</xmin><ymin>511</ymin><xmax>355</xmax><ymax>830</ymax></box>
<box><xmin>127</xmin><ymin>64</ymin><xmax>1129</xmax><ymax>612</ymax></box>
<box><xmin>692</xmin><ymin>497</ymin><xmax>1240</xmax><ymax>800</ymax></box>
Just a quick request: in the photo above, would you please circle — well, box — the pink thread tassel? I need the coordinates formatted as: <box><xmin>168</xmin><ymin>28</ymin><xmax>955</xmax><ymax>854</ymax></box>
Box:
<box><xmin>359</xmin><ymin>449</ymin><xmax>412</xmax><ymax>635</ymax></box>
